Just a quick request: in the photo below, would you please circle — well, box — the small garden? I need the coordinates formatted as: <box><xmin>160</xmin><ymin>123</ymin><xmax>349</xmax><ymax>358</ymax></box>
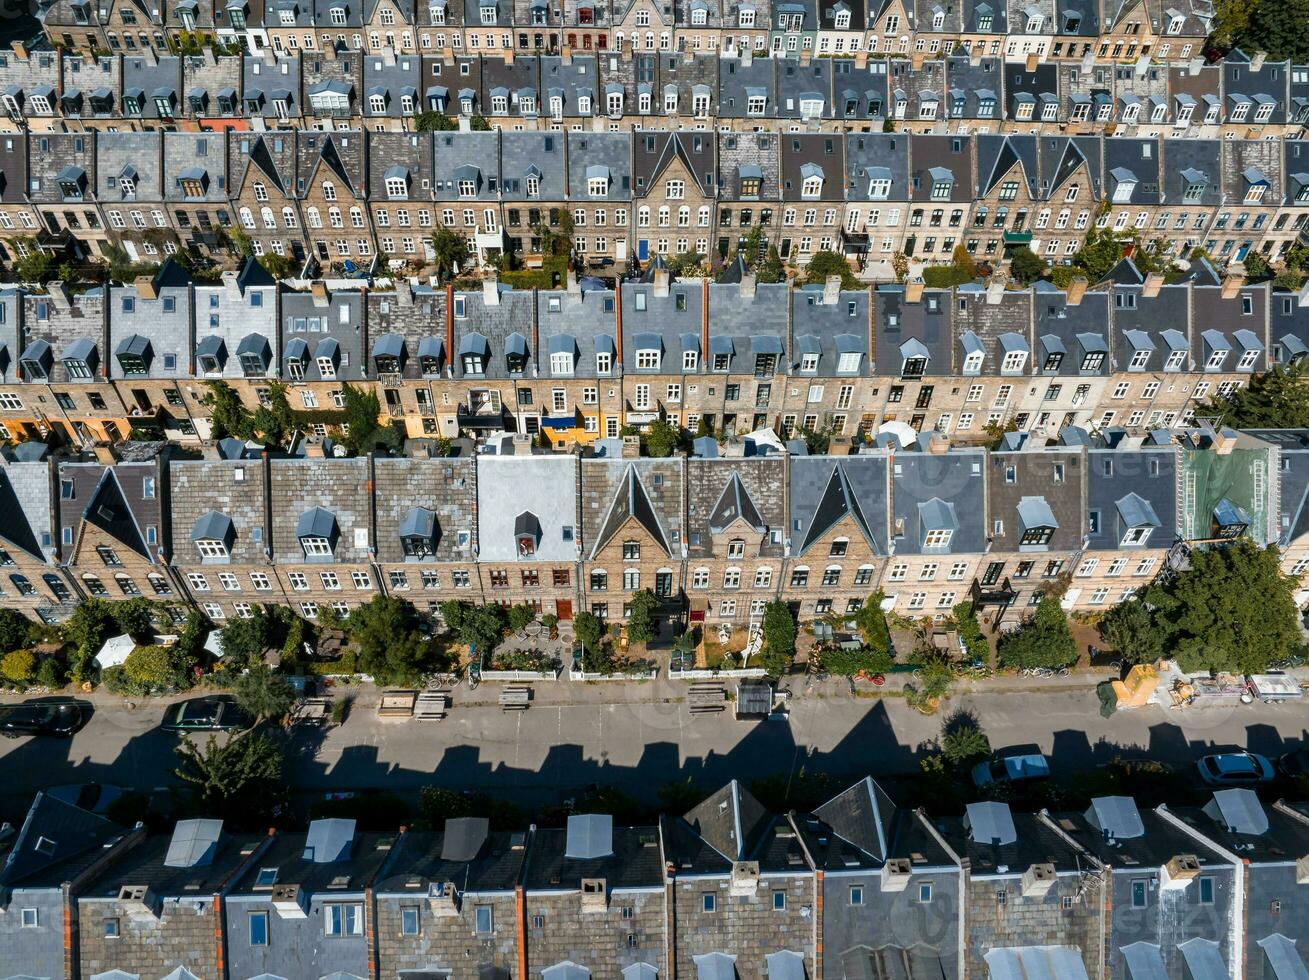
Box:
<box><xmin>572</xmin><ymin>609</ymin><xmax>656</xmax><ymax>677</ymax></box>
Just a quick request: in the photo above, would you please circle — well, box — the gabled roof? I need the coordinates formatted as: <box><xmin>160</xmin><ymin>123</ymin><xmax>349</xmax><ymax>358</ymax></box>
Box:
<box><xmin>813</xmin><ymin>776</ymin><xmax>898</xmax><ymax>864</ymax></box>
<box><xmin>307</xmin><ymin>132</ymin><xmax>360</xmax><ymax>197</ymax></box>
<box><xmin>590</xmin><ymin>464</ymin><xmax>671</xmax><ymax>559</ymax></box>
<box><xmin>980</xmin><ymin>134</ymin><xmax>1037</xmax><ymax>197</ymax></box>
<box><xmin>802</xmin><ymin>462</ymin><xmax>874</xmax><ymax>554</ymax></box>
<box><xmin>80</xmin><ymin>468</ymin><xmax>152</xmax><ymax>560</ymax></box>
<box><xmin>708</xmin><ymin>471</ymin><xmax>767</xmax><ymax>535</ymax></box>
<box><xmin>0</xmin><ymin>792</ymin><xmax>125</xmax><ymax>888</ymax></box>
<box><xmin>0</xmin><ymin>468</ymin><xmax>46</xmax><ymax>559</ymax></box>
<box><xmin>682</xmin><ymin>780</ymin><xmax>771</xmax><ymax>863</ymax></box>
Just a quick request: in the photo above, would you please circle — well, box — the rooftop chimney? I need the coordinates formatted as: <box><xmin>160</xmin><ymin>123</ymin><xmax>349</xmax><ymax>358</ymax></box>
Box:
<box><xmin>10</xmin><ymin>39</ymin><xmax>28</xmax><ymax>59</ymax></box>
<box><xmin>1221</xmin><ymin>274</ymin><xmax>1245</xmax><ymax>299</ymax></box>
<box><xmin>47</xmin><ymin>281</ymin><xmax>73</xmax><ymax>314</ymax></box>
<box><xmin>621</xmin><ymin>435</ymin><xmax>641</xmax><ymax>459</ymax></box>
<box><xmin>654</xmin><ymin>268</ymin><xmax>670</xmax><ymax>298</ymax></box>
<box><xmin>1250</xmin><ymin>50</ymin><xmax>1267</xmax><ymax>70</ymax></box>
<box><xmin>739</xmin><ymin>272</ymin><xmax>757</xmax><ymax>299</ymax></box>
<box><xmin>1025</xmin><ymin>52</ymin><xmax>1039</xmax><ymax>71</ymax></box>
<box><xmin>580</xmin><ymin>878</ymin><xmax>608</xmax><ymax>912</ymax></box>
<box><xmin>93</xmin><ymin>444</ymin><xmax>118</xmax><ymax>465</ymax></box>
<box><xmin>310</xmin><ymin>280</ymin><xmax>330</xmax><ymax>307</ymax></box>
<box><xmin>302</xmin><ymin>436</ymin><xmax>328</xmax><ymax>458</ymax></box>
<box><xmin>1162</xmin><ymin>853</ymin><xmax>1202</xmax><ymax>889</ymax></box>
<box><xmin>1063</xmin><ymin>277</ymin><xmax>1088</xmax><ymax>306</ymax></box>
<box><xmin>567</xmin><ymin>271</ymin><xmax>581</xmax><ymax>295</ymax></box>
<box><xmin>1142</xmin><ymin>273</ymin><xmax>1165</xmax><ymax>298</ymax></box>
<box><xmin>823</xmin><ymin>274</ymin><xmax>841</xmax><ymax>307</ymax></box>
<box><xmin>925</xmin><ymin>431</ymin><xmax>949</xmax><ymax>454</ymax></box>
<box><xmin>134</xmin><ymin>273</ymin><xmax>158</xmax><ymax>302</ymax></box>
<box><xmin>986</xmin><ymin>278</ymin><xmax>1006</xmax><ymax>305</ymax></box>
<box><xmin>483</xmin><ymin>274</ymin><xmax>500</xmax><ymax>306</ymax></box>
<box><xmin>1021</xmin><ymin>863</ymin><xmax>1057</xmax><ymax>899</ymax></box>
<box><xmin>904</xmin><ymin>277</ymin><xmax>925</xmax><ymax>304</ymax></box>
<box><xmin>1212</xmin><ymin>427</ymin><xmax>1237</xmax><ymax>456</ymax></box>
<box><xmin>881</xmin><ymin>858</ymin><xmax>912</xmax><ymax>892</ymax></box>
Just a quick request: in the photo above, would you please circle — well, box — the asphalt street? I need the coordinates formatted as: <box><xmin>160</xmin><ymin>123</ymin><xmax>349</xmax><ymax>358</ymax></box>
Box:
<box><xmin>2</xmin><ymin>674</ymin><xmax>1307</xmax><ymax>808</ymax></box>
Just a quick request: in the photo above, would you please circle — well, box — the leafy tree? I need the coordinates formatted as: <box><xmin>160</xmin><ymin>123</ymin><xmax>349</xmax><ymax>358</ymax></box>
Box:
<box><xmin>429</xmin><ymin>228</ymin><xmax>470</xmax><ymax>282</ymax></box>
<box><xmin>508</xmin><ymin>604</ymin><xmax>535</xmax><ymax>632</ymax></box>
<box><xmin>997</xmin><ymin>596</ymin><xmax>1077</xmax><ymax>670</ymax></box>
<box><xmin>642</xmin><ymin>419</ymin><xmax>683</xmax><ymax>458</ymax></box>
<box><xmin>1199</xmin><ymin>362</ymin><xmax>1309</xmax><ymax>429</ymax></box>
<box><xmin>113</xmin><ymin>598</ymin><xmax>157</xmax><ymax>638</ymax></box>
<box><xmin>259</xmin><ymin>252</ymin><xmax>295</xmax><ymax>280</ymax></box>
<box><xmin>335</xmin><ymin>382</ymin><xmax>390</xmax><ymax>457</ymax></box>
<box><xmin>122</xmin><ymin>645</ymin><xmax>180</xmax><ymax>692</ymax></box>
<box><xmin>63</xmin><ymin>598</ymin><xmax>119</xmax><ymax>681</ymax></box>
<box><xmin>439</xmin><ymin>600</ymin><xmax>468</xmax><ymax>634</ymax></box>
<box><xmin>941</xmin><ymin>712</ymin><xmax>991</xmax><ymax>768</ymax></box>
<box><xmin>219</xmin><ymin>607</ymin><xmax>276</xmax><ymax>666</ymax></box>
<box><xmin>0</xmin><ymin>649</ymin><xmax>35</xmax><ymax>684</ymax></box>
<box><xmin>345</xmin><ymin>596</ymin><xmax>436</xmax><ymax>684</ymax></box>
<box><xmin>665</xmin><ymin>251</ymin><xmax>707</xmax><ymax>278</ymax></box>
<box><xmin>1071</xmin><ymin>226</ymin><xmax>1128</xmax><ymax>284</ymax></box>
<box><xmin>952</xmin><ymin>601</ymin><xmax>989</xmax><ymax>663</ymax></box>
<box><xmin>1211</xmin><ymin>0</ymin><xmax>1256</xmax><ymax>48</ymax></box>
<box><xmin>469</xmin><ymin>115</ymin><xmax>492</xmax><ymax>131</ymax></box>
<box><xmin>854</xmin><ymin>592</ymin><xmax>892</xmax><ymax>653</ymax></box>
<box><xmin>0</xmin><ymin>608</ymin><xmax>35</xmax><ymax>653</ymax></box>
<box><xmin>891</xmin><ymin>251</ymin><xmax>910</xmax><ymax>283</ymax></box>
<box><xmin>459</xmin><ymin>603</ymin><xmax>508</xmax><ymax>660</ymax></box>
<box><xmin>1242</xmin><ymin>250</ymin><xmax>1271</xmax><ymax>280</ymax></box>
<box><xmin>1275</xmin><ymin>270</ymin><xmax>1304</xmax><ymax>292</ymax></box>
<box><xmin>1097</xmin><ymin>599</ymin><xmax>1163</xmax><ymax>665</ymax></box>
<box><xmin>249</xmin><ymin>381</ymin><xmax>297</xmax><ymax>448</ymax></box>
<box><xmin>14</xmin><ymin>245</ymin><xmax>53</xmax><ymax>282</ymax></box>
<box><xmin>231</xmin><ymin>665</ymin><xmax>296</xmax><ymax>723</ymax></box>
<box><xmin>803</xmin><ymin>250</ymin><xmax>861</xmax><ymax>290</ymax></box>
<box><xmin>174</xmin><ymin>729</ymin><xmax>285</xmax><ymax>825</ymax></box>
<box><xmin>574</xmin><ymin>611</ymin><xmax>604</xmax><ymax>654</ymax></box>
<box><xmin>905</xmin><ymin>661</ymin><xmax>952</xmax><ymax>714</ymax></box>
<box><xmin>202</xmin><ymin>380</ymin><xmax>253</xmax><ymax>440</ymax></box>
<box><xmin>756</xmin><ymin>245</ymin><xmax>786</xmax><ymax>284</ymax></box>
<box><xmin>415</xmin><ymin>109</ymin><xmax>458</xmax><ymax>130</ymax></box>
<box><xmin>1008</xmin><ymin>246</ymin><xmax>1047</xmax><ymax>285</ymax></box>
<box><xmin>1142</xmin><ymin>539</ymin><xmax>1301</xmax><ymax>674</ymax></box>
<box><xmin>760</xmin><ymin>600</ymin><xmax>796</xmax><ymax>677</ymax></box>
<box><xmin>803</xmin><ymin>426</ymin><xmax>831</xmax><ymax>454</ymax></box>
<box><xmin>816</xmin><ymin>645</ymin><xmax>895</xmax><ymax>676</ymax></box>
<box><xmin>626</xmin><ymin>589</ymin><xmax>659</xmax><ymax>644</ymax></box>
<box><xmin>1234</xmin><ymin>0</ymin><xmax>1309</xmax><ymax>61</ymax></box>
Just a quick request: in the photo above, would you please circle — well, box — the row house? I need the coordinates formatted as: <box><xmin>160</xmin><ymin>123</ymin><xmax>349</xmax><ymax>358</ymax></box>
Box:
<box><xmin>14</xmin><ymin>777</ymin><xmax>1309</xmax><ymax>980</ymax></box>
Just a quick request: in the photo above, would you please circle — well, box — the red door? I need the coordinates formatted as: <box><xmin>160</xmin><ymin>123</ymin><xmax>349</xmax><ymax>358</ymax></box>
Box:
<box><xmin>556</xmin><ymin>600</ymin><xmax>573</xmax><ymax>621</ymax></box>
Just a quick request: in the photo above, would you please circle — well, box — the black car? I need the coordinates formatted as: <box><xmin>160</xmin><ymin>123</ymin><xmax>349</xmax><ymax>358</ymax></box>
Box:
<box><xmin>1279</xmin><ymin>748</ymin><xmax>1309</xmax><ymax>778</ymax></box>
<box><xmin>161</xmin><ymin>695</ymin><xmax>252</xmax><ymax>733</ymax></box>
<box><xmin>0</xmin><ymin>699</ymin><xmax>88</xmax><ymax>738</ymax></box>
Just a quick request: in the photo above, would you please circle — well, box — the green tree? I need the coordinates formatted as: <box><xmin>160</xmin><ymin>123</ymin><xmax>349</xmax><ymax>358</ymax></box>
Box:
<box><xmin>429</xmin><ymin>228</ymin><xmax>470</xmax><ymax>282</ymax></box>
<box><xmin>202</xmin><ymin>380</ymin><xmax>253</xmax><ymax>440</ymax></box>
<box><xmin>1097</xmin><ymin>599</ymin><xmax>1163</xmax><ymax>665</ymax></box>
<box><xmin>1142</xmin><ymin>539</ymin><xmax>1301</xmax><ymax>674</ymax></box>
<box><xmin>469</xmin><ymin>115</ymin><xmax>492</xmax><ymax>131</ymax></box>
<box><xmin>508</xmin><ymin>603</ymin><xmax>535</xmax><ymax>632</ymax></box>
<box><xmin>642</xmin><ymin>419</ymin><xmax>683</xmax><ymax>458</ymax></box>
<box><xmin>1008</xmin><ymin>246</ymin><xmax>1048</xmax><ymax>285</ymax></box>
<box><xmin>1234</xmin><ymin>0</ymin><xmax>1309</xmax><ymax>60</ymax></box>
<box><xmin>63</xmin><ymin>598</ymin><xmax>119</xmax><ymax>681</ymax></box>
<box><xmin>113</xmin><ymin>598</ymin><xmax>157</xmax><ymax>637</ymax></box>
<box><xmin>1243</xmin><ymin>251</ymin><xmax>1271</xmax><ymax>280</ymax></box>
<box><xmin>174</xmin><ymin>729</ymin><xmax>285</xmax><ymax>825</ymax></box>
<box><xmin>803</xmin><ymin>250</ymin><xmax>861</xmax><ymax>290</ymax></box>
<box><xmin>1072</xmin><ymin>226</ymin><xmax>1128</xmax><ymax>284</ymax></box>
<box><xmin>1199</xmin><ymin>362</ymin><xmax>1309</xmax><ymax>429</ymax></box>
<box><xmin>460</xmin><ymin>603</ymin><xmax>508</xmax><ymax>660</ymax></box>
<box><xmin>231</xmin><ymin>665</ymin><xmax>296</xmax><ymax>723</ymax></box>
<box><xmin>14</xmin><ymin>245</ymin><xmax>53</xmax><ymax>282</ymax></box>
<box><xmin>339</xmin><ymin>382</ymin><xmax>396</xmax><ymax>455</ymax></box>
<box><xmin>626</xmin><ymin>590</ymin><xmax>659</xmax><ymax>644</ymax></box>
<box><xmin>757</xmin><ymin>245</ymin><xmax>786</xmax><ymax>284</ymax></box>
<box><xmin>997</xmin><ymin>596</ymin><xmax>1077</xmax><ymax>670</ymax></box>
<box><xmin>219</xmin><ymin>607</ymin><xmax>275</xmax><ymax>666</ymax></box>
<box><xmin>941</xmin><ymin>712</ymin><xmax>991</xmax><ymax>768</ymax></box>
<box><xmin>0</xmin><ymin>649</ymin><xmax>35</xmax><ymax>684</ymax></box>
<box><xmin>665</xmin><ymin>251</ymin><xmax>707</xmax><ymax>278</ymax></box>
<box><xmin>573</xmin><ymin>611</ymin><xmax>604</xmax><ymax>654</ymax></box>
<box><xmin>345</xmin><ymin>596</ymin><xmax>436</xmax><ymax>685</ymax></box>
<box><xmin>854</xmin><ymin>592</ymin><xmax>892</xmax><ymax>653</ymax></box>
<box><xmin>122</xmin><ymin>645</ymin><xmax>179</xmax><ymax>692</ymax></box>
<box><xmin>249</xmin><ymin>381</ymin><xmax>297</xmax><ymax>448</ymax></box>
<box><xmin>259</xmin><ymin>252</ymin><xmax>295</xmax><ymax>280</ymax></box>
<box><xmin>0</xmin><ymin>608</ymin><xmax>35</xmax><ymax>653</ymax></box>
<box><xmin>415</xmin><ymin>109</ymin><xmax>459</xmax><ymax>130</ymax></box>
<box><xmin>760</xmin><ymin>600</ymin><xmax>797</xmax><ymax>677</ymax></box>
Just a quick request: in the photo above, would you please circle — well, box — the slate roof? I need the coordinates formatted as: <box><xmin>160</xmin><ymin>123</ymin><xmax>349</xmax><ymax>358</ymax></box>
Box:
<box><xmin>791</xmin><ymin>284</ymin><xmax>868</xmax><ymax>377</ymax></box>
<box><xmin>718</xmin><ymin>51</ymin><xmax>777</xmax><ymax>119</ymax></box>
<box><xmin>891</xmin><ymin>451</ymin><xmax>986</xmax><ymax>556</ymax></box>
<box><xmin>182</xmin><ymin>53</ymin><xmax>243</xmax><ymax>117</ymax></box>
<box><xmin>661</xmin><ymin>781</ymin><xmax>777</xmax><ymax>873</ymax></box>
<box><xmin>374</xmin><ymin>827</ymin><xmax>527</xmax><ymax>893</ymax></box>
<box><xmin>80</xmin><ymin>826</ymin><xmax>264</xmax><ymax>898</ymax></box>
<box><xmin>704</xmin><ymin>280</ymin><xmax>789</xmax><ymax>375</ymax></box>
<box><xmin>523</xmin><ymin>825</ymin><xmax>665</xmax><ymax>891</ymax></box>
<box><xmin>1034</xmin><ymin>281</ymin><xmax>1112</xmax><ymax>378</ymax></box>
<box><xmin>536</xmin><ymin>284</ymin><xmax>619</xmax><ymax>379</ymax></box>
<box><xmin>163</xmin><ymin>131</ymin><xmax>229</xmax><ymax>203</ymax></box>
<box><xmin>373</xmin><ymin>456</ymin><xmax>478</xmax><ymax>563</ymax></box>
<box><xmin>940</xmin><ymin>805</ymin><xmax>1085</xmax><ymax>874</ymax></box>
<box><xmin>583</xmin><ymin>458</ymin><xmax>682</xmax><ymax>559</ymax></box>
<box><xmin>686</xmin><ymin>457</ymin><xmax>786</xmax><ymax>559</ymax></box>
<box><xmin>108</xmin><ymin>265</ymin><xmax>193</xmax><ymax>381</ymax></box>
<box><xmin>875</xmin><ymin>285</ymin><xmax>954</xmax><ymax>378</ymax></box>
<box><xmin>1168</xmin><ymin>796</ymin><xmax>1309</xmax><ymax>865</ymax></box>
<box><xmin>501</xmin><ymin>131</ymin><xmax>567</xmax><ymax>200</ymax></box>
<box><xmin>909</xmin><ymin>134</ymin><xmax>973</xmax><ymax>203</ymax></box>
<box><xmin>281</xmin><ymin>286</ymin><xmax>366</xmax><ymax>381</ymax></box>
<box><xmin>796</xmin><ymin>776</ymin><xmax>954</xmax><ymax>871</ymax></box>
<box><xmin>168</xmin><ymin>458</ymin><xmax>269</xmax><ymax>567</ymax></box>
<box><xmin>476</xmin><ymin>454</ymin><xmax>579</xmax><ymax>562</ymax></box>
<box><xmin>718</xmin><ymin>131</ymin><xmax>782</xmax><ymax>201</ymax></box>
<box><xmin>633</xmin><ymin>130</ymin><xmax>716</xmax><ymax>197</ymax></box>
<box><xmin>789</xmin><ymin>454</ymin><xmax>888</xmax><ymax>557</ymax></box>
<box><xmin>0</xmin><ymin>792</ymin><xmax>127</xmax><ymax>889</ymax></box>
<box><xmin>831</xmin><ymin>57</ymin><xmax>890</xmax><ymax>122</ymax></box>
<box><xmin>450</xmin><ymin>285</ymin><xmax>533</xmax><ymax>380</ymax></box>
<box><xmin>987</xmin><ymin>448</ymin><xmax>1085</xmax><ymax>553</ymax></box>
<box><xmin>621</xmin><ymin>279</ymin><xmax>705</xmax><ymax>373</ymax></box>
<box><xmin>362</xmin><ymin>50</ymin><xmax>421</xmax><ymax>118</ymax></box>
<box><xmin>61</xmin><ymin>54</ymin><xmax>121</xmax><ymax>118</ymax></box>
<box><xmin>433</xmin><ymin>131</ymin><xmax>501</xmax><ymax>201</ymax></box>
<box><xmin>59</xmin><ymin>460</ymin><xmax>166</xmax><ymax>564</ymax></box>
<box><xmin>269</xmin><ymin>457</ymin><xmax>372</xmax><ymax>563</ymax></box>
<box><xmin>230</xmin><ymin>131</ymin><xmax>299</xmax><ymax>201</ymax></box>
<box><xmin>229</xmin><ymin>828</ymin><xmax>392</xmax><ymax>895</ymax></box>
<box><xmin>1085</xmin><ymin>447</ymin><xmax>1178</xmax><ymax>551</ymax></box>
<box><xmin>567</xmin><ymin>131</ymin><xmax>632</xmax><ymax>201</ymax></box>
<box><xmin>0</xmin><ymin>458</ymin><xmax>56</xmax><ymax>563</ymax></box>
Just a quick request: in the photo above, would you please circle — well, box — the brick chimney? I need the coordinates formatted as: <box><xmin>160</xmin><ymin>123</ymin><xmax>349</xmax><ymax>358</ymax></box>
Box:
<box><xmin>1064</xmin><ymin>277</ymin><xmax>1089</xmax><ymax>306</ymax></box>
<box><xmin>739</xmin><ymin>272</ymin><xmax>757</xmax><ymax>299</ymax></box>
<box><xmin>904</xmin><ymin>277</ymin><xmax>925</xmax><ymax>304</ymax></box>
<box><xmin>310</xmin><ymin>280</ymin><xmax>330</xmax><ymax>307</ymax></box>
<box><xmin>1250</xmin><ymin>50</ymin><xmax>1267</xmax><ymax>71</ymax></box>
<box><xmin>622</xmin><ymin>435</ymin><xmax>641</xmax><ymax>459</ymax></box>
<box><xmin>1221</xmin><ymin>273</ymin><xmax>1245</xmax><ymax>299</ymax></box>
<box><xmin>135</xmin><ymin>273</ymin><xmax>158</xmax><ymax>301</ymax></box>
<box><xmin>483</xmin><ymin>273</ymin><xmax>500</xmax><ymax>306</ymax></box>
<box><xmin>823</xmin><ymin>274</ymin><xmax>841</xmax><ymax>307</ymax></box>
<box><xmin>985</xmin><ymin>278</ymin><xmax>1005</xmax><ymax>305</ymax></box>
<box><xmin>653</xmin><ymin>267</ymin><xmax>670</xmax><ymax>298</ymax></box>
<box><xmin>10</xmin><ymin>39</ymin><xmax>28</xmax><ymax>59</ymax></box>
<box><xmin>1025</xmin><ymin>52</ymin><xmax>1039</xmax><ymax>71</ymax></box>
<box><xmin>1142</xmin><ymin>273</ymin><xmax>1165</xmax><ymax>298</ymax></box>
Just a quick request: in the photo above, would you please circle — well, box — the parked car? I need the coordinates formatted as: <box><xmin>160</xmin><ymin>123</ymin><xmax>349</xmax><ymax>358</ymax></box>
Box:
<box><xmin>1277</xmin><ymin>748</ymin><xmax>1309</xmax><ymax>778</ymax></box>
<box><xmin>0</xmin><ymin>699</ymin><xmax>88</xmax><ymax>738</ymax></box>
<box><xmin>161</xmin><ymin>696</ymin><xmax>252</xmax><ymax>733</ymax></box>
<box><xmin>1197</xmin><ymin>752</ymin><xmax>1275</xmax><ymax>786</ymax></box>
<box><xmin>972</xmin><ymin>752</ymin><xmax>1051</xmax><ymax>788</ymax></box>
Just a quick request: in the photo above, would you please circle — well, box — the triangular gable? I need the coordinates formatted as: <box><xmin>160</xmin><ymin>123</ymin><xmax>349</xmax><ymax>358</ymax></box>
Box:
<box><xmin>802</xmin><ymin>463</ymin><xmax>874</xmax><ymax>555</ymax></box>
<box><xmin>0</xmin><ymin>470</ymin><xmax>46</xmax><ymax>560</ymax></box>
<box><xmin>982</xmin><ymin>136</ymin><xmax>1032</xmax><ymax>198</ymax></box>
<box><xmin>814</xmin><ymin>776</ymin><xmax>898</xmax><ymax>863</ymax></box>
<box><xmin>1100</xmin><ymin>256</ymin><xmax>1144</xmax><ymax>287</ymax></box>
<box><xmin>649</xmin><ymin>133</ymin><xmax>701</xmax><ymax>192</ymax></box>
<box><xmin>77</xmin><ymin>468</ymin><xmax>152</xmax><ymax>561</ymax></box>
<box><xmin>591</xmin><ymin>464</ymin><xmax>672</xmax><ymax>559</ymax></box>
<box><xmin>1</xmin><ymin>792</ymin><xmax>124</xmax><ymax>888</ymax></box>
<box><xmin>1046</xmin><ymin>138</ymin><xmax>1090</xmax><ymax>198</ymax></box>
<box><xmin>708</xmin><ymin>472</ymin><xmax>767</xmax><ymax>535</ymax></box>
<box><xmin>240</xmin><ymin>136</ymin><xmax>291</xmax><ymax>197</ymax></box>
<box><xmin>683</xmin><ymin>780</ymin><xmax>772</xmax><ymax>863</ymax></box>
<box><xmin>310</xmin><ymin>134</ymin><xmax>361</xmax><ymax>198</ymax></box>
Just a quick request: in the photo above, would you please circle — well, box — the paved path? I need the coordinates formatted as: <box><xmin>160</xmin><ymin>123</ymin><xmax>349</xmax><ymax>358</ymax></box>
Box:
<box><xmin>3</xmin><ymin>671</ymin><xmax>1307</xmax><ymax>808</ymax></box>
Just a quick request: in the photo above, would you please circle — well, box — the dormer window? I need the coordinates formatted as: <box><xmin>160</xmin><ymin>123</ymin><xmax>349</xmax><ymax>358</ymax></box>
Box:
<box><xmin>1212</xmin><ymin>499</ymin><xmax>1249</xmax><ymax>539</ymax></box>
<box><xmin>1122</xmin><ymin>526</ymin><xmax>1152</xmax><ymax>546</ymax></box>
<box><xmin>588</xmin><ymin>175</ymin><xmax>609</xmax><ymax>197</ymax></box>
<box><xmin>386</xmin><ymin>174</ymin><xmax>408</xmax><ymax>199</ymax></box>
<box><xmin>298</xmin><ymin>507</ymin><xmax>338</xmax><ymax>559</ymax></box>
<box><xmin>551</xmin><ymin>351</ymin><xmax>573</xmax><ymax>375</ymax></box>
<box><xmin>119</xmin><ymin>168</ymin><xmax>137</xmax><ymax>198</ymax></box>
<box><xmin>197</xmin><ymin>335</ymin><xmax>226</xmax><ymax>376</ymax></box>
<box><xmin>506</xmin><ymin>333</ymin><xmax>529</xmax><ymax>375</ymax></box>
<box><xmin>302</xmin><ymin>535</ymin><xmax>332</xmax><ymax>557</ymax></box>
<box><xmin>747</xmin><ymin>93</ymin><xmax>767</xmax><ymax>115</ymax></box>
<box><xmin>1167</xmin><ymin>13</ymin><xmax>1184</xmax><ymax>32</ymax></box>
<box><xmin>329</xmin><ymin>2</ymin><xmax>347</xmax><ymax>24</ymax></box>
<box><xmin>479</xmin><ymin>1</ymin><xmax>496</xmax><ymax>24</ymax></box>
<box><xmin>636</xmin><ymin>346</ymin><xmax>660</xmax><ymax>369</ymax></box>
<box><xmin>515</xmin><ymin>511</ymin><xmax>541</xmax><ymax>557</ymax></box>
<box><xmin>1025</xmin><ymin>11</ymin><xmax>1043</xmax><ymax>31</ymax></box>
<box><xmin>739</xmin><ymin>6</ymin><xmax>754</xmax><ymax>26</ymax></box>
<box><xmin>868</xmin><ymin>176</ymin><xmax>891</xmax><ymax>199</ymax></box>
<box><xmin>430</xmin><ymin>2</ymin><xmax>446</xmax><ymax>22</ymax></box>
<box><xmin>400</xmin><ymin>507</ymin><xmax>438</xmax><ymax>558</ymax></box>
<box><xmin>834</xmin><ymin>9</ymin><xmax>850</xmax><ymax>28</ymax></box>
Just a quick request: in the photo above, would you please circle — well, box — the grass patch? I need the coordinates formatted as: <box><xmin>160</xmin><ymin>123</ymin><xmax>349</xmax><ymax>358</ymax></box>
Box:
<box><xmin>499</xmin><ymin>255</ymin><xmax>570</xmax><ymax>289</ymax></box>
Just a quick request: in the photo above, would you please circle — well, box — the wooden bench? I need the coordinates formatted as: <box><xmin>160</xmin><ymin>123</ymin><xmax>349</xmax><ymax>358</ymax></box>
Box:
<box><xmin>414</xmin><ymin>690</ymin><xmax>450</xmax><ymax>721</ymax></box>
<box><xmin>499</xmin><ymin>685</ymin><xmax>532</xmax><ymax>711</ymax></box>
<box><xmin>688</xmin><ymin>683</ymin><xmax>726</xmax><ymax>714</ymax></box>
